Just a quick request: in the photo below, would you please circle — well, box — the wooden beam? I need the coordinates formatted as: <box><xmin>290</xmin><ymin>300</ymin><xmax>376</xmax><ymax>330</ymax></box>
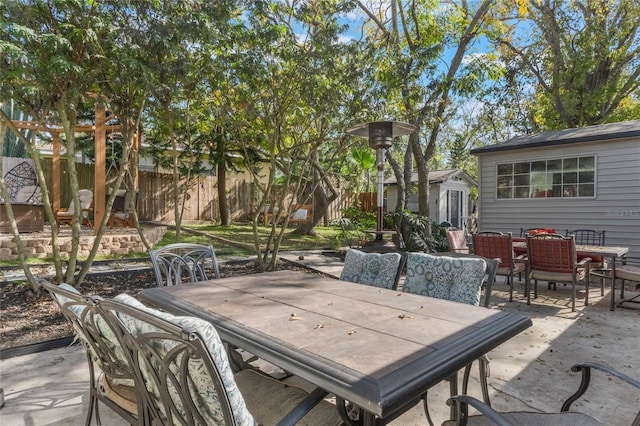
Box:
<box><xmin>94</xmin><ymin>105</ymin><xmax>106</xmax><ymax>234</ymax></box>
<box><xmin>52</xmin><ymin>133</ymin><xmax>60</xmax><ymax>213</ymax></box>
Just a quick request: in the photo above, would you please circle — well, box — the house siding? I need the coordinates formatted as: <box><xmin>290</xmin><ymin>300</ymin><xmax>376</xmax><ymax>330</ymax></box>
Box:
<box><xmin>475</xmin><ymin>137</ymin><xmax>640</xmax><ymax>257</ymax></box>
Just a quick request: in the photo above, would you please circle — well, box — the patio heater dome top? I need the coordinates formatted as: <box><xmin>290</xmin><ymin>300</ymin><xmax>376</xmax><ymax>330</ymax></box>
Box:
<box><xmin>346</xmin><ymin>120</ymin><xmax>416</xmax><ymax>149</ymax></box>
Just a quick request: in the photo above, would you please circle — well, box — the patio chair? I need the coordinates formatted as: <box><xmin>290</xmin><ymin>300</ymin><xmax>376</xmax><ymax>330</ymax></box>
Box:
<box><xmin>616</xmin><ymin>256</ymin><xmax>640</xmax><ymax>309</ymax></box>
<box><xmin>472</xmin><ymin>232</ymin><xmax>526</xmax><ymax>302</ymax></box>
<box><xmin>107</xmin><ymin>190</ymin><xmax>137</xmax><ymax>227</ymax></box>
<box><xmin>101</xmin><ymin>294</ymin><xmax>343</xmax><ymax>426</ymax></box>
<box><xmin>148</xmin><ymin>242</ymin><xmax>257</xmax><ymax>371</ymax></box>
<box><xmin>40</xmin><ymin>281</ymin><xmax>141</xmax><ymax>426</ymax></box>
<box><xmin>445</xmin><ymin>361</ymin><xmax>640</xmax><ymax>426</ymax></box>
<box><xmin>519</xmin><ymin>227</ymin><xmax>540</xmax><ymax>237</ymax></box>
<box><xmin>526</xmin><ymin>234</ymin><xmax>591</xmax><ymax>312</ymax></box>
<box><xmin>446</xmin><ymin>229</ymin><xmax>470</xmax><ymax>253</ymax></box>
<box><xmin>149</xmin><ymin>243</ymin><xmax>220</xmax><ymax>287</ymax></box>
<box><xmin>55</xmin><ymin>189</ymin><xmax>93</xmax><ymax>226</ymax></box>
<box><xmin>566</xmin><ymin>229</ymin><xmax>607</xmax><ymax>295</ymax></box>
<box><xmin>403</xmin><ymin>252</ymin><xmax>497</xmax><ymax>425</ymax></box>
<box><xmin>340</xmin><ymin>248</ymin><xmax>405</xmax><ymax>290</ymax></box>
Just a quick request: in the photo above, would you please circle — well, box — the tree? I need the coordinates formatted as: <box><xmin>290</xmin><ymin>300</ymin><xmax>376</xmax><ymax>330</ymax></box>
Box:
<box><xmin>356</xmin><ymin>0</ymin><xmax>502</xmax><ymax>226</ymax></box>
<box><xmin>1</xmin><ymin>0</ymin><xmax>114</xmax><ymax>288</ymax></box>
<box><xmin>495</xmin><ymin>0</ymin><xmax>640</xmax><ymax>129</ymax></box>
<box><xmin>220</xmin><ymin>0</ymin><xmax>364</xmax><ymax>270</ymax></box>
<box><xmin>120</xmin><ymin>0</ymin><xmax>244</xmax><ymax>239</ymax></box>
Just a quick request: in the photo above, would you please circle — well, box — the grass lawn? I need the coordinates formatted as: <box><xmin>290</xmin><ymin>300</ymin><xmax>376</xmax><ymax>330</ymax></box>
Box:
<box><xmin>0</xmin><ymin>224</ymin><xmax>348</xmax><ymax>267</ymax></box>
<box><xmin>158</xmin><ymin>224</ymin><xmax>346</xmax><ymax>259</ymax></box>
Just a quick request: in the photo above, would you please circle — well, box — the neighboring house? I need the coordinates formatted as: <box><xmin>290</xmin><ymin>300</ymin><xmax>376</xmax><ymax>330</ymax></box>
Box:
<box><xmin>385</xmin><ymin>169</ymin><xmax>478</xmax><ymax>230</ymax></box>
<box><xmin>471</xmin><ymin>119</ymin><xmax>640</xmax><ymax>257</ymax></box>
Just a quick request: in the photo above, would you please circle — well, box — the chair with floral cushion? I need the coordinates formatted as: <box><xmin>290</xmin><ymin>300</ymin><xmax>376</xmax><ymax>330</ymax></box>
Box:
<box><xmin>340</xmin><ymin>248</ymin><xmax>404</xmax><ymax>290</ymax></box>
<box><xmin>526</xmin><ymin>234</ymin><xmax>591</xmax><ymax>312</ymax></box>
<box><xmin>403</xmin><ymin>252</ymin><xmax>495</xmax><ymax>425</ymax></box>
<box><xmin>472</xmin><ymin>232</ymin><xmax>526</xmax><ymax>302</ymax></box>
<box><xmin>40</xmin><ymin>281</ymin><xmax>141</xmax><ymax>426</ymax></box>
<box><xmin>149</xmin><ymin>243</ymin><xmax>220</xmax><ymax>287</ymax></box>
<box><xmin>100</xmin><ymin>294</ymin><xmax>343</xmax><ymax>426</ymax></box>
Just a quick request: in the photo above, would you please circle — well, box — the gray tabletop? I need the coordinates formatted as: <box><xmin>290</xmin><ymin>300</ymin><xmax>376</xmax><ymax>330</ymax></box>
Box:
<box><xmin>140</xmin><ymin>270</ymin><xmax>532</xmax><ymax>421</ymax></box>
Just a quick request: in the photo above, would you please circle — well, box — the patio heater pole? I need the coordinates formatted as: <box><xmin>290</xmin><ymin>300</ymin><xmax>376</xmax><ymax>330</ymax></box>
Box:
<box><xmin>346</xmin><ymin>121</ymin><xmax>415</xmax><ymax>249</ymax></box>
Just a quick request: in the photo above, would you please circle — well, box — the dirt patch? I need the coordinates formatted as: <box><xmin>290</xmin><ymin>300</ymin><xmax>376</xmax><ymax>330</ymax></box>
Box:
<box><xmin>1</xmin><ymin>259</ymin><xmax>309</xmax><ymax>351</ymax></box>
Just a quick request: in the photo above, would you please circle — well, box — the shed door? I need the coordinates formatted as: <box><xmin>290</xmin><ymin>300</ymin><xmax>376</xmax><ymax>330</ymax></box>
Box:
<box><xmin>448</xmin><ymin>190</ymin><xmax>464</xmax><ymax>229</ymax></box>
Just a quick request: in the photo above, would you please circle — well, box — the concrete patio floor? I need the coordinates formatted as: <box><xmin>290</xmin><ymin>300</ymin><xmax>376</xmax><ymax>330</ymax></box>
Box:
<box><xmin>1</xmin><ymin>250</ymin><xmax>638</xmax><ymax>425</ymax></box>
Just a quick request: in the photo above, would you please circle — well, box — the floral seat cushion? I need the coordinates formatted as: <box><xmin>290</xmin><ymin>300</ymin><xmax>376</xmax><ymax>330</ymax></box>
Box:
<box><xmin>113</xmin><ymin>294</ymin><xmax>256</xmax><ymax>426</ymax></box>
<box><xmin>403</xmin><ymin>253</ymin><xmax>486</xmax><ymax>306</ymax></box>
<box><xmin>340</xmin><ymin>249</ymin><xmax>402</xmax><ymax>289</ymax></box>
<box><xmin>53</xmin><ymin>284</ymin><xmax>131</xmax><ymax>376</ymax></box>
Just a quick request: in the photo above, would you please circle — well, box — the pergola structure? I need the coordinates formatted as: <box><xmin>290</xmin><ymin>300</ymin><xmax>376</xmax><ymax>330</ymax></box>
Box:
<box><xmin>10</xmin><ymin>106</ymin><xmax>138</xmax><ymax>234</ymax></box>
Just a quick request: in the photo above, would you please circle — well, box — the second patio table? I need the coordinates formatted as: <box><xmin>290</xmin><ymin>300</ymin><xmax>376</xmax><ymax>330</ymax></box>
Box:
<box><xmin>512</xmin><ymin>240</ymin><xmax>629</xmax><ymax>311</ymax></box>
<box><xmin>140</xmin><ymin>270</ymin><xmax>532</xmax><ymax>424</ymax></box>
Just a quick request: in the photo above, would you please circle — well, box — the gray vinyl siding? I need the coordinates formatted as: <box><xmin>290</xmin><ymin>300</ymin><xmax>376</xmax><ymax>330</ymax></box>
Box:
<box><xmin>475</xmin><ymin>137</ymin><xmax>640</xmax><ymax>257</ymax></box>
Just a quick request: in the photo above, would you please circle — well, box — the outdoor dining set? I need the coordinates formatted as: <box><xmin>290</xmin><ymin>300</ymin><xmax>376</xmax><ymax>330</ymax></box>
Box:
<box><xmin>41</xmin><ymin>239</ymin><xmax>640</xmax><ymax>425</ymax></box>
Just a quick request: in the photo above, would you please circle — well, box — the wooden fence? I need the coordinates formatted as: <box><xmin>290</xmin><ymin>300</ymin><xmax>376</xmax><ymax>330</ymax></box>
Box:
<box><xmin>37</xmin><ymin>159</ymin><xmax>370</xmax><ymax>224</ymax></box>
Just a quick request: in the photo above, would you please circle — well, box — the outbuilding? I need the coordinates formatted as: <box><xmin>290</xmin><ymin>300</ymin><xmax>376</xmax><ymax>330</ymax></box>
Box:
<box><xmin>471</xmin><ymin>120</ymin><xmax>640</xmax><ymax>257</ymax></box>
<box><xmin>385</xmin><ymin>169</ymin><xmax>477</xmax><ymax>231</ymax></box>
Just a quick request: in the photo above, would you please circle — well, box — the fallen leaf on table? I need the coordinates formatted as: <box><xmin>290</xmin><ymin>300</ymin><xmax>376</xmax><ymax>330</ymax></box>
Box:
<box><xmin>289</xmin><ymin>313</ymin><xmax>302</xmax><ymax>321</ymax></box>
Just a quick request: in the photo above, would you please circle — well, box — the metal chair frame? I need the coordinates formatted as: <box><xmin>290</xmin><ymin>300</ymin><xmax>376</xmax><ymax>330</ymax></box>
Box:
<box><xmin>404</xmin><ymin>252</ymin><xmax>499</xmax><ymax>425</ymax></box>
<box><xmin>447</xmin><ymin>361</ymin><xmax>640</xmax><ymax>426</ymax></box>
<box><xmin>149</xmin><ymin>243</ymin><xmax>220</xmax><ymax>287</ymax></box>
<box><xmin>41</xmin><ymin>281</ymin><xmax>141</xmax><ymax>426</ymax></box>
<box><xmin>525</xmin><ymin>234</ymin><xmax>591</xmax><ymax>312</ymax></box>
<box><xmin>98</xmin><ymin>298</ymin><xmax>339</xmax><ymax>426</ymax></box>
<box><xmin>566</xmin><ymin>229</ymin><xmax>608</xmax><ymax>295</ymax></box>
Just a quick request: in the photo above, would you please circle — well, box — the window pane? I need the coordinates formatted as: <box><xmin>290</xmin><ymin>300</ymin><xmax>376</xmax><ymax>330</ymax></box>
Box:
<box><xmin>514</xmin><ymin>174</ymin><xmax>530</xmax><ymax>186</ymax></box>
<box><xmin>515</xmin><ymin>186</ymin><xmax>530</xmax><ymax>198</ymax></box>
<box><xmin>578</xmin><ymin>184</ymin><xmax>594</xmax><ymax>197</ymax></box>
<box><xmin>551</xmin><ymin>185</ymin><xmax>562</xmax><ymax>197</ymax></box>
<box><xmin>497</xmin><ymin>176</ymin><xmax>512</xmax><ymax>187</ymax></box>
<box><xmin>564</xmin><ymin>172</ymin><xmax>577</xmax><ymax>184</ymax></box>
<box><xmin>579</xmin><ymin>171</ymin><xmax>594</xmax><ymax>183</ymax></box>
<box><xmin>497</xmin><ymin>187</ymin><xmax>512</xmax><ymax>198</ymax></box>
<box><xmin>514</xmin><ymin>162</ymin><xmax>530</xmax><ymax>174</ymax></box>
<box><xmin>531</xmin><ymin>161</ymin><xmax>546</xmax><ymax>172</ymax></box>
<box><xmin>579</xmin><ymin>156</ymin><xmax>594</xmax><ymax>170</ymax></box>
<box><xmin>497</xmin><ymin>163</ymin><xmax>512</xmax><ymax>175</ymax></box>
<box><xmin>548</xmin><ymin>159</ymin><xmax>562</xmax><ymax>171</ymax></box>
<box><xmin>563</xmin><ymin>158</ymin><xmax>577</xmax><ymax>171</ymax></box>
<box><xmin>563</xmin><ymin>184</ymin><xmax>577</xmax><ymax>197</ymax></box>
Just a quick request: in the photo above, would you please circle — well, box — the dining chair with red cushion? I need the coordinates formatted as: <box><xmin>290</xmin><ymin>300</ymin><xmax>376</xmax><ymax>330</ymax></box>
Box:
<box><xmin>526</xmin><ymin>234</ymin><xmax>591</xmax><ymax>312</ymax></box>
<box><xmin>472</xmin><ymin>232</ymin><xmax>526</xmax><ymax>302</ymax></box>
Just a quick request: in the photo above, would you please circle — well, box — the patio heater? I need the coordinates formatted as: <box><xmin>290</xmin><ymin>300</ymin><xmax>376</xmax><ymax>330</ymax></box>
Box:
<box><xmin>346</xmin><ymin>121</ymin><xmax>415</xmax><ymax>250</ymax></box>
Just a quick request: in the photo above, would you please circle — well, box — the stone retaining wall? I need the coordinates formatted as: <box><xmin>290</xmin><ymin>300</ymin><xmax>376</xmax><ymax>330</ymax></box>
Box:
<box><xmin>0</xmin><ymin>226</ymin><xmax>167</xmax><ymax>261</ymax></box>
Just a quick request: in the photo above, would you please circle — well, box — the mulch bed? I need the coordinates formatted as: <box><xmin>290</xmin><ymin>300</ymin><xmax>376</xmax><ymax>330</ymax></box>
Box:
<box><xmin>1</xmin><ymin>259</ymin><xmax>311</xmax><ymax>357</ymax></box>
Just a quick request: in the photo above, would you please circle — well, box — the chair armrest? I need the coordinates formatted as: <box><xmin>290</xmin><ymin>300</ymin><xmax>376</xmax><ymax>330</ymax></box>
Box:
<box><xmin>447</xmin><ymin>395</ymin><xmax>514</xmax><ymax>426</ymax></box>
<box><xmin>576</xmin><ymin>257</ymin><xmax>591</xmax><ymax>268</ymax></box>
<box><xmin>561</xmin><ymin>361</ymin><xmax>640</xmax><ymax>412</ymax></box>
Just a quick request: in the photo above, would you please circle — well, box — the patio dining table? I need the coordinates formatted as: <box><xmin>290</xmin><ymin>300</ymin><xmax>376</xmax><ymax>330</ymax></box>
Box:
<box><xmin>140</xmin><ymin>270</ymin><xmax>532</xmax><ymax>425</ymax></box>
<box><xmin>512</xmin><ymin>239</ymin><xmax>629</xmax><ymax>311</ymax></box>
